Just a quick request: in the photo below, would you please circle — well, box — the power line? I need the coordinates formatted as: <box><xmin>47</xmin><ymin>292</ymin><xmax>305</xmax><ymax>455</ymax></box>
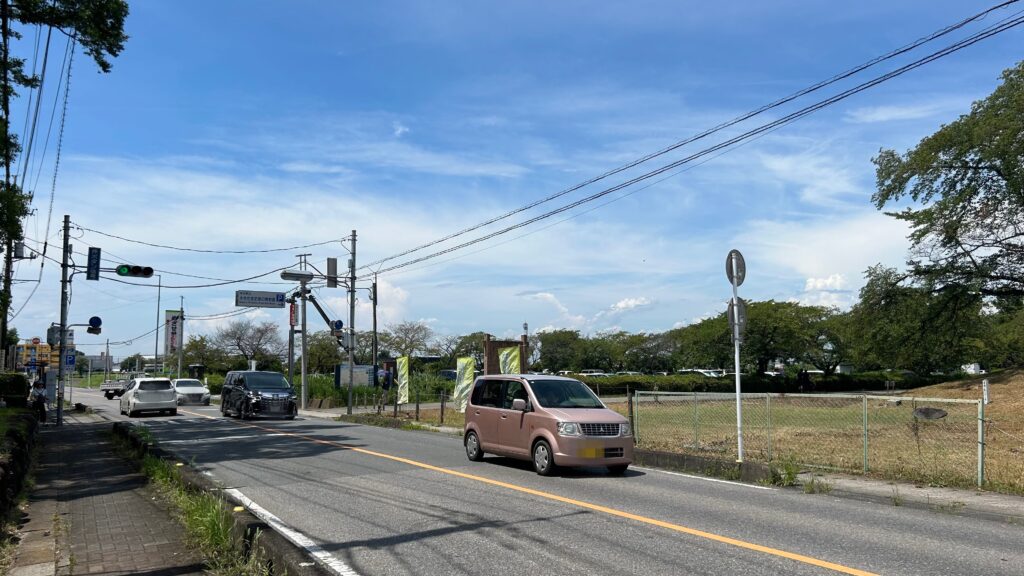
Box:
<box><xmin>73</xmin><ymin>224</ymin><xmax>346</xmax><ymax>254</ymax></box>
<box><xmin>360</xmin><ymin>0</ymin><xmax>1022</xmax><ymax>271</ymax></box>
<box><xmin>362</xmin><ymin>12</ymin><xmax>1024</xmax><ymax>279</ymax></box>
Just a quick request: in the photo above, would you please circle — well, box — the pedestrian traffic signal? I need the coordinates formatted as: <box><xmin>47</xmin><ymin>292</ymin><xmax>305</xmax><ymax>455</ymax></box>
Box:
<box><xmin>116</xmin><ymin>264</ymin><xmax>154</xmax><ymax>278</ymax></box>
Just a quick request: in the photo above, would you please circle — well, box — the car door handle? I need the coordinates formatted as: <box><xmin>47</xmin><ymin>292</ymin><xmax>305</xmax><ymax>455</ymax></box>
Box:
<box><xmin>474</xmin><ymin>410</ymin><xmax>480</xmax><ymax>415</ymax></box>
<box><xmin>500</xmin><ymin>413</ymin><xmax>508</xmax><ymax>419</ymax></box>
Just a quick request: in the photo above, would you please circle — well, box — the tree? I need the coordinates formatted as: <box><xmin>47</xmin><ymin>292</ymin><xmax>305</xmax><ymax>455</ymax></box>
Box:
<box><xmin>302</xmin><ymin>330</ymin><xmax>342</xmax><ymax>373</ymax></box>
<box><xmin>872</xmin><ymin>61</ymin><xmax>1024</xmax><ymax>300</ymax></box>
<box><xmin>380</xmin><ymin>320</ymin><xmax>432</xmax><ymax>357</ymax></box>
<box><xmin>430</xmin><ymin>334</ymin><xmax>460</xmax><ymax>367</ymax></box>
<box><xmin>213</xmin><ymin>319</ymin><xmax>286</xmax><ymax>369</ymax></box>
<box><xmin>120</xmin><ymin>353</ymin><xmax>144</xmax><ymax>372</ymax></box>
<box><xmin>0</xmin><ymin>0</ymin><xmax>129</xmax><ymax>362</ymax></box>
<box><xmin>803</xmin><ymin>310</ymin><xmax>852</xmax><ymax>376</ymax></box>
<box><xmin>182</xmin><ymin>334</ymin><xmax>228</xmax><ymax>372</ymax></box>
<box><xmin>453</xmin><ymin>331</ymin><xmax>487</xmax><ymax>368</ymax></box>
<box><xmin>668</xmin><ymin>316</ymin><xmax>732</xmax><ymax>371</ymax></box>
<box><xmin>537</xmin><ymin>329</ymin><xmax>581</xmax><ymax>372</ymax></box>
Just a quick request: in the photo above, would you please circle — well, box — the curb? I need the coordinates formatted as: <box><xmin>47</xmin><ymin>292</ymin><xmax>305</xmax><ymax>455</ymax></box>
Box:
<box><xmin>111</xmin><ymin>422</ymin><xmax>334</xmax><ymax>576</ymax></box>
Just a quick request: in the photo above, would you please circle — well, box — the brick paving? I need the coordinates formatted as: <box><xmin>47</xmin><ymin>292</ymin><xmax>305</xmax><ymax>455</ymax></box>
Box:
<box><xmin>12</xmin><ymin>414</ymin><xmax>206</xmax><ymax>576</ymax></box>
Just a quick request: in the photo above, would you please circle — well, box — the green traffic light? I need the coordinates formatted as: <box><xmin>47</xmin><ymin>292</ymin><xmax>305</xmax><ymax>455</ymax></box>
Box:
<box><xmin>116</xmin><ymin>264</ymin><xmax>131</xmax><ymax>276</ymax></box>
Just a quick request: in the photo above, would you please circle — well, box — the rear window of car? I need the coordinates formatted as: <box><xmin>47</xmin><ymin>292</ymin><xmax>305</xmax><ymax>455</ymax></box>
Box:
<box><xmin>139</xmin><ymin>380</ymin><xmax>172</xmax><ymax>391</ymax></box>
<box><xmin>470</xmin><ymin>379</ymin><xmax>502</xmax><ymax>407</ymax></box>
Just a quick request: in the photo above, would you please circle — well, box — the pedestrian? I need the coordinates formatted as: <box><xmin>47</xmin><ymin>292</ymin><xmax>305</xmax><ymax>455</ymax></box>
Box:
<box><xmin>30</xmin><ymin>380</ymin><xmax>48</xmax><ymax>423</ymax></box>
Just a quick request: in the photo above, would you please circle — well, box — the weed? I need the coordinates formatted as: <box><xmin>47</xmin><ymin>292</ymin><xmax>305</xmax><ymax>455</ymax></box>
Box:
<box><xmin>890</xmin><ymin>485</ymin><xmax>903</xmax><ymax>506</ymax></box>
<box><xmin>771</xmin><ymin>457</ymin><xmax>800</xmax><ymax>486</ymax></box>
<box><xmin>930</xmin><ymin>500</ymin><xmax>967</xmax><ymax>514</ymax></box>
<box><xmin>134</xmin><ymin>424</ymin><xmax>154</xmax><ymax>445</ymax></box>
<box><xmin>803</xmin><ymin>477</ymin><xmax>833</xmax><ymax>494</ymax></box>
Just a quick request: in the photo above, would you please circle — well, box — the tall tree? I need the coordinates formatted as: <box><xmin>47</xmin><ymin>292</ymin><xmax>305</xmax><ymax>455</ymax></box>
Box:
<box><xmin>380</xmin><ymin>320</ymin><xmax>432</xmax><ymax>357</ymax></box>
<box><xmin>537</xmin><ymin>329</ymin><xmax>581</xmax><ymax>372</ymax></box>
<box><xmin>302</xmin><ymin>330</ymin><xmax>342</xmax><ymax>373</ymax></box>
<box><xmin>182</xmin><ymin>334</ymin><xmax>228</xmax><ymax>372</ymax></box>
<box><xmin>1</xmin><ymin>0</ymin><xmax>129</xmax><ymax>362</ymax></box>
<box><xmin>214</xmin><ymin>319</ymin><xmax>286</xmax><ymax>368</ymax></box>
<box><xmin>872</xmin><ymin>61</ymin><xmax>1024</xmax><ymax>300</ymax></box>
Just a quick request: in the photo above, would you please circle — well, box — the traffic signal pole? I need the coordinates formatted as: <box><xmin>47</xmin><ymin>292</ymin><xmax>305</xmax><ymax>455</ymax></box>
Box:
<box><xmin>56</xmin><ymin>215</ymin><xmax>70</xmax><ymax>426</ymax></box>
<box><xmin>347</xmin><ymin>230</ymin><xmax>356</xmax><ymax>415</ymax></box>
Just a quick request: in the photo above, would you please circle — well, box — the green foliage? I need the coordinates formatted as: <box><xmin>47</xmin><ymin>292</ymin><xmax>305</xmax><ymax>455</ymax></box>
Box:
<box><xmin>301</xmin><ymin>331</ymin><xmax>343</xmax><ymax>373</ymax></box>
<box><xmin>873</xmin><ymin>60</ymin><xmax>1024</xmax><ymax>299</ymax></box>
<box><xmin>538</xmin><ymin>329</ymin><xmax>582</xmax><ymax>372</ymax></box>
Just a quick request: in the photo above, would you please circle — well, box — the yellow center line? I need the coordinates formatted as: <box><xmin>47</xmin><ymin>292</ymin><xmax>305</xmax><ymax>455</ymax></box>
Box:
<box><xmin>181</xmin><ymin>409</ymin><xmax>877</xmax><ymax>576</ymax></box>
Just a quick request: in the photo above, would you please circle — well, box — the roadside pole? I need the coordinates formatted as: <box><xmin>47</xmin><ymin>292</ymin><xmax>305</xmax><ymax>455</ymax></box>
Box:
<box><xmin>154</xmin><ymin>275</ymin><xmax>161</xmax><ymax>373</ymax></box>
<box><xmin>177</xmin><ymin>296</ymin><xmax>184</xmax><ymax>379</ymax></box>
<box><xmin>347</xmin><ymin>230</ymin><xmax>356</xmax><ymax>415</ymax></box>
<box><xmin>726</xmin><ymin>249</ymin><xmax>747</xmax><ymax>463</ymax></box>
<box><xmin>56</xmin><ymin>215</ymin><xmax>70</xmax><ymax>426</ymax></box>
<box><xmin>300</xmin><ymin>278</ymin><xmax>309</xmax><ymax>411</ymax></box>
<box><xmin>287</xmin><ymin>298</ymin><xmax>295</xmax><ymax>389</ymax></box>
<box><xmin>371</xmin><ymin>275</ymin><xmax>378</xmax><ymax>401</ymax></box>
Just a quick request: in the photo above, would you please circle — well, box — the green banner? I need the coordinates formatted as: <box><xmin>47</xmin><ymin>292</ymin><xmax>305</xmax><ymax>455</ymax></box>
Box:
<box><xmin>498</xmin><ymin>346</ymin><xmax>520</xmax><ymax>374</ymax></box>
<box><xmin>454</xmin><ymin>357</ymin><xmax>476</xmax><ymax>412</ymax></box>
<box><xmin>397</xmin><ymin>356</ymin><xmax>410</xmax><ymax>404</ymax></box>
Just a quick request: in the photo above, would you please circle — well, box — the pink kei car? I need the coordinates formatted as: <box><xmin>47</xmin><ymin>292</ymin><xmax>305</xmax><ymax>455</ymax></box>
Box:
<box><xmin>463</xmin><ymin>375</ymin><xmax>633</xmax><ymax>475</ymax></box>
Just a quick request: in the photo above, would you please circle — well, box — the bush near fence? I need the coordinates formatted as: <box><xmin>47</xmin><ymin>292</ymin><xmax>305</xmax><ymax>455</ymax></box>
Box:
<box><xmin>0</xmin><ymin>373</ymin><xmax>29</xmax><ymax>408</ymax></box>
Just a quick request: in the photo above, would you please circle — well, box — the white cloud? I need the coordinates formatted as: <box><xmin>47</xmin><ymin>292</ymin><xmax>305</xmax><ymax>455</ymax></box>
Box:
<box><xmin>759</xmin><ymin>151</ymin><xmax>860</xmax><ymax>207</ymax></box>
<box><xmin>392</xmin><ymin>121</ymin><xmax>410</xmax><ymax>137</ymax></box>
<box><xmin>610</xmin><ymin>296</ymin><xmax>652</xmax><ymax>312</ymax></box>
<box><xmin>844</xmin><ymin>103</ymin><xmax>948</xmax><ymax>124</ymax></box>
<box><xmin>804</xmin><ymin>274</ymin><xmax>846</xmax><ymax>292</ymax></box>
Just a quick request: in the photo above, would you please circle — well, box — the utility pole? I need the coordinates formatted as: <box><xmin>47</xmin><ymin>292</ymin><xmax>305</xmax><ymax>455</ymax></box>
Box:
<box><xmin>154</xmin><ymin>275</ymin><xmax>161</xmax><ymax>373</ymax></box>
<box><xmin>347</xmin><ymin>230</ymin><xmax>356</xmax><ymax>415</ymax></box>
<box><xmin>104</xmin><ymin>338</ymin><xmax>110</xmax><ymax>382</ymax></box>
<box><xmin>299</xmin><ymin>254</ymin><xmax>310</xmax><ymax>411</ymax></box>
<box><xmin>287</xmin><ymin>296</ymin><xmax>295</xmax><ymax>388</ymax></box>
<box><xmin>56</xmin><ymin>215</ymin><xmax>70</xmax><ymax>426</ymax></box>
<box><xmin>177</xmin><ymin>296</ymin><xmax>184</xmax><ymax>379</ymax></box>
<box><xmin>371</xmin><ymin>274</ymin><xmax>378</xmax><ymax>387</ymax></box>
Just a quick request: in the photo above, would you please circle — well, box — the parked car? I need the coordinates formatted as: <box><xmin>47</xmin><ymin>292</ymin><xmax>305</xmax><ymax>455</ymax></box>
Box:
<box><xmin>119</xmin><ymin>378</ymin><xmax>177</xmax><ymax>417</ymax></box>
<box><xmin>172</xmin><ymin>378</ymin><xmax>211</xmax><ymax>405</ymax></box>
<box><xmin>220</xmin><ymin>370</ymin><xmax>297</xmax><ymax>420</ymax></box>
<box><xmin>463</xmin><ymin>374</ymin><xmax>633</xmax><ymax>476</ymax></box>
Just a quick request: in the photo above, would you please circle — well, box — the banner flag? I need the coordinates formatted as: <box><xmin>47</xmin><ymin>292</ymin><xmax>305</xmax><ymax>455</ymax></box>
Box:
<box><xmin>498</xmin><ymin>346</ymin><xmax>520</xmax><ymax>374</ymax></box>
<box><xmin>397</xmin><ymin>356</ymin><xmax>410</xmax><ymax>404</ymax></box>
<box><xmin>454</xmin><ymin>357</ymin><xmax>476</xmax><ymax>411</ymax></box>
<box><xmin>164</xmin><ymin>310</ymin><xmax>182</xmax><ymax>357</ymax></box>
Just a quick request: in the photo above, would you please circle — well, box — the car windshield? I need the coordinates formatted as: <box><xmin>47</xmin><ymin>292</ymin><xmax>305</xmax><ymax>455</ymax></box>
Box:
<box><xmin>175</xmin><ymin>380</ymin><xmax>205</xmax><ymax>389</ymax></box>
<box><xmin>529</xmin><ymin>379</ymin><xmax>604</xmax><ymax>409</ymax></box>
<box><xmin>245</xmin><ymin>373</ymin><xmax>291</xmax><ymax>390</ymax></box>
<box><xmin>139</xmin><ymin>380</ymin><xmax>172</xmax><ymax>391</ymax></box>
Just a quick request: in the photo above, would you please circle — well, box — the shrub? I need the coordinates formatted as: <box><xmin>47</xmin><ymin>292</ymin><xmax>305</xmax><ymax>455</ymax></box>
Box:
<box><xmin>0</xmin><ymin>372</ymin><xmax>29</xmax><ymax>408</ymax></box>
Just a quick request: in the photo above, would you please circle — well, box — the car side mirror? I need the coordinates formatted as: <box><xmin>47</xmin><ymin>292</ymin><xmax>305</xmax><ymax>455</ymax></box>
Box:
<box><xmin>512</xmin><ymin>398</ymin><xmax>527</xmax><ymax>411</ymax></box>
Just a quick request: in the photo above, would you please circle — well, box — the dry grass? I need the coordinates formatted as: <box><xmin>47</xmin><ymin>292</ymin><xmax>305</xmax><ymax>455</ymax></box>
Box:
<box><xmin>612</xmin><ymin>373</ymin><xmax>1023</xmax><ymax>494</ymax></box>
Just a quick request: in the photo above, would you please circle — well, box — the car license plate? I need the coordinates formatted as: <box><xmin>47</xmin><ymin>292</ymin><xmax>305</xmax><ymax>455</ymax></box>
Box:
<box><xmin>577</xmin><ymin>444</ymin><xmax>602</xmax><ymax>458</ymax></box>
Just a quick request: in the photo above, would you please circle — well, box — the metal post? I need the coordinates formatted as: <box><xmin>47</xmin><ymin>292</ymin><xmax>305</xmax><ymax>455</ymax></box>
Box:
<box><xmin>731</xmin><ymin>254</ymin><xmax>743</xmax><ymax>463</ymax></box>
<box><xmin>287</xmin><ymin>299</ymin><xmax>295</xmax><ymax>387</ymax></box>
<box><xmin>154</xmin><ymin>274</ymin><xmax>161</xmax><ymax>374</ymax></box>
<box><xmin>627</xmin><ymin>386</ymin><xmax>635</xmax><ymax>445</ymax></box>
<box><xmin>371</xmin><ymin>277</ymin><xmax>378</xmax><ymax>387</ymax></box>
<box><xmin>440</xmin><ymin>392</ymin><xmax>446</xmax><ymax>425</ymax></box>
<box><xmin>978</xmin><ymin>399</ymin><xmax>985</xmax><ymax>488</ymax></box>
<box><xmin>347</xmin><ymin>230</ymin><xmax>356</xmax><ymax>415</ymax></box>
<box><xmin>104</xmin><ymin>339</ymin><xmax>110</xmax><ymax>382</ymax></box>
<box><xmin>177</xmin><ymin>296</ymin><xmax>184</xmax><ymax>379</ymax></box>
<box><xmin>863</xmin><ymin>395</ymin><xmax>869</xmax><ymax>474</ymax></box>
<box><xmin>56</xmin><ymin>215</ymin><xmax>70</xmax><ymax>426</ymax></box>
<box><xmin>693</xmin><ymin>391</ymin><xmax>699</xmax><ymax>449</ymax></box>
<box><xmin>393</xmin><ymin>391</ymin><xmax>398</xmax><ymax>418</ymax></box>
<box><xmin>300</xmin><ymin>280</ymin><xmax>308</xmax><ymax>410</ymax></box>
<box><xmin>766</xmin><ymin>393</ymin><xmax>772</xmax><ymax>462</ymax></box>
<box><xmin>415</xmin><ymin>389</ymin><xmax>420</xmax><ymax>421</ymax></box>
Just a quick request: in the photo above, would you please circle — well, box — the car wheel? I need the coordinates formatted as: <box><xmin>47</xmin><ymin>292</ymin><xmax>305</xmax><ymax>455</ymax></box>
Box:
<box><xmin>105</xmin><ymin>393</ymin><xmax>114</xmax><ymax>400</ymax></box>
<box><xmin>465</xmin><ymin>431</ymin><xmax>484</xmax><ymax>462</ymax></box>
<box><xmin>170</xmin><ymin>409</ymin><xmax>177</xmax><ymax>416</ymax></box>
<box><xmin>532</xmin><ymin>439</ymin><xmax>556</xmax><ymax>476</ymax></box>
<box><xmin>608</xmin><ymin>464</ymin><xmax>629</xmax><ymax>476</ymax></box>
<box><xmin>204</xmin><ymin>400</ymin><xmax>210</xmax><ymax>406</ymax></box>
<box><xmin>285</xmin><ymin>405</ymin><xmax>297</xmax><ymax>420</ymax></box>
<box><xmin>240</xmin><ymin>403</ymin><xmax>251</xmax><ymax>420</ymax></box>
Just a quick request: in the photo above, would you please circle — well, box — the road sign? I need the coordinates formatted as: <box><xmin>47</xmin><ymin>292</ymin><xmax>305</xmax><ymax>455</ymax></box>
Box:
<box><xmin>86</xmin><ymin>247</ymin><xmax>101</xmax><ymax>280</ymax></box>
<box><xmin>235</xmin><ymin>290</ymin><xmax>287</xmax><ymax>308</ymax></box>
<box><xmin>332</xmin><ymin>319</ymin><xmax>344</xmax><ymax>330</ymax></box>
<box><xmin>728</xmin><ymin>297</ymin><xmax>747</xmax><ymax>339</ymax></box>
<box><xmin>88</xmin><ymin>316</ymin><xmax>102</xmax><ymax>328</ymax></box>
<box><xmin>64</xmin><ymin>354</ymin><xmax>76</xmax><ymax>367</ymax></box>
<box><xmin>726</xmin><ymin>249</ymin><xmax>746</xmax><ymax>287</ymax></box>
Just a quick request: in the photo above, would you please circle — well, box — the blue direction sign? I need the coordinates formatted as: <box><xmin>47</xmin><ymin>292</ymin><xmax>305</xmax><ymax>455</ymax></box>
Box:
<box><xmin>235</xmin><ymin>290</ymin><xmax>287</xmax><ymax>308</ymax></box>
<box><xmin>65</xmin><ymin>354</ymin><xmax>76</xmax><ymax>367</ymax></box>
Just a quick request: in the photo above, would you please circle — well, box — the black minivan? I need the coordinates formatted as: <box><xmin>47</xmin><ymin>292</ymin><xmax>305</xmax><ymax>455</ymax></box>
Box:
<box><xmin>220</xmin><ymin>370</ymin><xmax>298</xmax><ymax>420</ymax></box>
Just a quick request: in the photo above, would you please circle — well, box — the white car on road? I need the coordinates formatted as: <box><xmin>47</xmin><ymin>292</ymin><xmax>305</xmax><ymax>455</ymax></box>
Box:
<box><xmin>172</xmin><ymin>378</ymin><xmax>211</xmax><ymax>405</ymax></box>
<box><xmin>119</xmin><ymin>378</ymin><xmax>177</xmax><ymax>417</ymax></box>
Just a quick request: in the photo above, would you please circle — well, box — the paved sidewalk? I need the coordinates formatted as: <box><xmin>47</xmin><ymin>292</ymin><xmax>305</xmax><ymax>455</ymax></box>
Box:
<box><xmin>9</xmin><ymin>413</ymin><xmax>206</xmax><ymax>576</ymax></box>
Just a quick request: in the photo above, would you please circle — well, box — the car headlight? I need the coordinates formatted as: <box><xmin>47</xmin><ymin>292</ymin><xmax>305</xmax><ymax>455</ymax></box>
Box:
<box><xmin>557</xmin><ymin>422</ymin><xmax>582</xmax><ymax>437</ymax></box>
<box><xmin>620</xmin><ymin>422</ymin><xmax>632</xmax><ymax>437</ymax></box>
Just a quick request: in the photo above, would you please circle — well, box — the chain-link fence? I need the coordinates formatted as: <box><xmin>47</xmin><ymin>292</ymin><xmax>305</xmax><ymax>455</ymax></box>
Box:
<box><xmin>355</xmin><ymin>389</ymin><xmax>466</xmax><ymax>429</ymax></box>
<box><xmin>631</xmin><ymin>391</ymin><xmax>991</xmax><ymax>489</ymax></box>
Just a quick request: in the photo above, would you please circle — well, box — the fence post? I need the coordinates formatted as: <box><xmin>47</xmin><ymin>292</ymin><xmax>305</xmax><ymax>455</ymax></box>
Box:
<box><xmin>766</xmin><ymin>393</ymin><xmax>772</xmax><ymax>462</ymax></box>
<box><xmin>415</xmin><ymin>389</ymin><xmax>420</xmax><ymax>421</ymax></box>
<box><xmin>978</xmin><ymin>399</ymin><xmax>985</xmax><ymax>488</ymax></box>
<box><xmin>862</xmin><ymin>395</ymin><xmax>869</xmax><ymax>474</ymax></box>
<box><xmin>627</xmin><ymin>387</ymin><xmax>635</xmax><ymax>445</ymax></box>
<box><xmin>440</xmin><ymin>392</ymin><xmax>447</xmax><ymax>425</ymax></box>
<box><xmin>693</xmin><ymin>392</ymin><xmax>699</xmax><ymax>450</ymax></box>
<box><xmin>393</xmin><ymin>391</ymin><xmax>398</xmax><ymax>418</ymax></box>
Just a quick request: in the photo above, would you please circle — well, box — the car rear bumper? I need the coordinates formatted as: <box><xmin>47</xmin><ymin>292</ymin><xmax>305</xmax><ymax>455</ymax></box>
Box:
<box><xmin>132</xmin><ymin>400</ymin><xmax>177</xmax><ymax>412</ymax></box>
<box><xmin>553</xmin><ymin>436</ymin><xmax>634</xmax><ymax>466</ymax></box>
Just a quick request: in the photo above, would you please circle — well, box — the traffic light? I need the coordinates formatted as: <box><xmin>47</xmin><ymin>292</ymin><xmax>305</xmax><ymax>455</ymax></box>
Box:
<box><xmin>116</xmin><ymin>264</ymin><xmax>154</xmax><ymax>278</ymax></box>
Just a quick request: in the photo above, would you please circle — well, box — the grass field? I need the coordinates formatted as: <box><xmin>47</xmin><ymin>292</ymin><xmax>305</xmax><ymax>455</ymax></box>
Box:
<box><xmin>612</xmin><ymin>372</ymin><xmax>1022</xmax><ymax>494</ymax></box>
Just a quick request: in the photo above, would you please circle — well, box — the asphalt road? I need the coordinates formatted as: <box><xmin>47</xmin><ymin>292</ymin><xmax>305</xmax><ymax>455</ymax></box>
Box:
<box><xmin>71</xmin><ymin>386</ymin><xmax>1022</xmax><ymax>576</ymax></box>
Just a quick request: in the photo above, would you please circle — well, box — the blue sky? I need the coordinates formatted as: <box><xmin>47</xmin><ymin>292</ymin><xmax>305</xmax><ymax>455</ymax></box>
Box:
<box><xmin>8</xmin><ymin>0</ymin><xmax>1024</xmax><ymax>360</ymax></box>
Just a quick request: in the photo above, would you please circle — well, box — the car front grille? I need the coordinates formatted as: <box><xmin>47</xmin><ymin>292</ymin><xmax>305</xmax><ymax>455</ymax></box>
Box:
<box><xmin>185</xmin><ymin>394</ymin><xmax>204</xmax><ymax>402</ymax></box>
<box><xmin>580</xmin><ymin>423</ymin><xmax>620</xmax><ymax>437</ymax></box>
<box><xmin>259</xmin><ymin>397</ymin><xmax>289</xmax><ymax>413</ymax></box>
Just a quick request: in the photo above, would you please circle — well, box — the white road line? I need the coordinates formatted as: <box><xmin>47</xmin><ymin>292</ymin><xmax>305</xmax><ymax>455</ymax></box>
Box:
<box><xmin>223</xmin><ymin>488</ymin><xmax>360</xmax><ymax>576</ymax></box>
<box><xmin>631</xmin><ymin>466</ymin><xmax>775</xmax><ymax>490</ymax></box>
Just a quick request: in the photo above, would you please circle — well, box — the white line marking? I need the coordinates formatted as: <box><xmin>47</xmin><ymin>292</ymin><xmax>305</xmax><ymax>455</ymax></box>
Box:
<box><xmin>224</xmin><ymin>488</ymin><xmax>360</xmax><ymax>576</ymax></box>
<box><xmin>631</xmin><ymin>466</ymin><xmax>774</xmax><ymax>490</ymax></box>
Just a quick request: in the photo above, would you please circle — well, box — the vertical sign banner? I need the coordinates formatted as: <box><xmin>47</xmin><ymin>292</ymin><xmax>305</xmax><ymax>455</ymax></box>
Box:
<box><xmin>397</xmin><ymin>356</ymin><xmax>410</xmax><ymax>404</ymax></box>
<box><xmin>454</xmin><ymin>357</ymin><xmax>476</xmax><ymax>412</ymax></box>
<box><xmin>498</xmin><ymin>346</ymin><xmax>520</xmax><ymax>374</ymax></box>
<box><xmin>164</xmin><ymin>310</ymin><xmax>182</xmax><ymax>357</ymax></box>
